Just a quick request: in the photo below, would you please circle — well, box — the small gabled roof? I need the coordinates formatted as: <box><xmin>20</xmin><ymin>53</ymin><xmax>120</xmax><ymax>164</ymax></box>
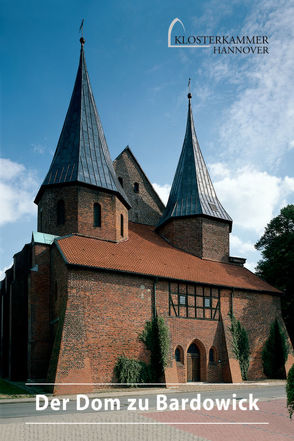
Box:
<box><xmin>35</xmin><ymin>38</ymin><xmax>130</xmax><ymax>208</ymax></box>
<box><xmin>114</xmin><ymin>146</ymin><xmax>165</xmax><ymax>210</ymax></box>
<box><xmin>158</xmin><ymin>95</ymin><xmax>232</xmax><ymax>229</ymax></box>
<box><xmin>32</xmin><ymin>232</ymin><xmax>59</xmax><ymax>245</ymax></box>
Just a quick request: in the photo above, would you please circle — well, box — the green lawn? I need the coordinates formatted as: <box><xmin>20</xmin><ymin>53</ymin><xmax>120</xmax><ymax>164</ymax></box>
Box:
<box><xmin>0</xmin><ymin>378</ymin><xmax>31</xmax><ymax>397</ymax></box>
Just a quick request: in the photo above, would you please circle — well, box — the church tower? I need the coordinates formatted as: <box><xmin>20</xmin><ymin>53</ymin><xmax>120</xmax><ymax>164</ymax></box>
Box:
<box><xmin>34</xmin><ymin>38</ymin><xmax>130</xmax><ymax>242</ymax></box>
<box><xmin>157</xmin><ymin>92</ymin><xmax>232</xmax><ymax>262</ymax></box>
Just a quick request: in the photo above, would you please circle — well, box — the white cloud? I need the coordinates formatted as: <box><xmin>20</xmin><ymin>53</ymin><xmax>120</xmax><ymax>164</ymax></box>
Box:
<box><xmin>0</xmin><ymin>158</ymin><xmax>38</xmax><ymax>226</ymax></box>
<box><xmin>152</xmin><ymin>183</ymin><xmax>171</xmax><ymax>205</ymax></box>
<box><xmin>0</xmin><ymin>263</ymin><xmax>12</xmax><ymax>281</ymax></box>
<box><xmin>230</xmin><ymin>234</ymin><xmax>255</xmax><ymax>254</ymax></box>
<box><xmin>32</xmin><ymin>143</ymin><xmax>46</xmax><ymax>154</ymax></box>
<box><xmin>208</xmin><ymin>0</ymin><xmax>294</xmax><ymax>170</ymax></box>
<box><xmin>210</xmin><ymin>162</ymin><xmax>294</xmax><ymax>233</ymax></box>
<box><xmin>244</xmin><ymin>261</ymin><xmax>256</xmax><ymax>273</ymax></box>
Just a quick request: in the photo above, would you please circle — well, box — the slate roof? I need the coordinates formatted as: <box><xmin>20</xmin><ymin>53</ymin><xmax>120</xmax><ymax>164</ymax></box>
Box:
<box><xmin>35</xmin><ymin>40</ymin><xmax>130</xmax><ymax>208</ymax></box>
<box><xmin>158</xmin><ymin>97</ymin><xmax>232</xmax><ymax>228</ymax></box>
<box><xmin>56</xmin><ymin>222</ymin><xmax>280</xmax><ymax>294</ymax></box>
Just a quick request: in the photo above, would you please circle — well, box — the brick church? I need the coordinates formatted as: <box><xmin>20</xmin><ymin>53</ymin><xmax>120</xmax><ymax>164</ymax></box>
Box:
<box><xmin>1</xmin><ymin>38</ymin><xmax>293</xmax><ymax>394</ymax></box>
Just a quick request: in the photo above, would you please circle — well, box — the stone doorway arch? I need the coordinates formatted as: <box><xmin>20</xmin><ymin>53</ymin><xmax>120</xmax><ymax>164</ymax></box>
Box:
<box><xmin>187</xmin><ymin>342</ymin><xmax>200</xmax><ymax>382</ymax></box>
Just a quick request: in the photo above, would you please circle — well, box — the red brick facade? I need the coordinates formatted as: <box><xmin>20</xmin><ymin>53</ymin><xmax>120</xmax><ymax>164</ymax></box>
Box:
<box><xmin>158</xmin><ymin>216</ymin><xmax>230</xmax><ymax>262</ymax></box>
<box><xmin>37</xmin><ymin>184</ymin><xmax>129</xmax><ymax>242</ymax></box>
<box><xmin>1</xmin><ymin>180</ymin><xmax>293</xmax><ymax>390</ymax></box>
<box><xmin>40</xmin><ymin>259</ymin><xmax>293</xmax><ymax>394</ymax></box>
<box><xmin>113</xmin><ymin>147</ymin><xmax>165</xmax><ymax>226</ymax></box>
<box><xmin>3</xmin><ymin>39</ymin><xmax>292</xmax><ymax>395</ymax></box>
<box><xmin>1</xmin><ymin>216</ymin><xmax>293</xmax><ymax>390</ymax></box>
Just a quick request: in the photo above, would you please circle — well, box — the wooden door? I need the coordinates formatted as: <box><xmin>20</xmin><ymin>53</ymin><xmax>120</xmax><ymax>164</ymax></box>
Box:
<box><xmin>187</xmin><ymin>354</ymin><xmax>200</xmax><ymax>381</ymax></box>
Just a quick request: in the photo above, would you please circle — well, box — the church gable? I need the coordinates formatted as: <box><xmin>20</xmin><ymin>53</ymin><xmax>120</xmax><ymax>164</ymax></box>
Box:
<box><xmin>113</xmin><ymin>146</ymin><xmax>165</xmax><ymax>226</ymax></box>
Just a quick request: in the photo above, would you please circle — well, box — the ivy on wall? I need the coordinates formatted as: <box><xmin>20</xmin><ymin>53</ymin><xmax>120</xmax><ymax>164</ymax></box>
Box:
<box><xmin>114</xmin><ymin>315</ymin><xmax>170</xmax><ymax>386</ymax></box>
<box><xmin>262</xmin><ymin>319</ymin><xmax>289</xmax><ymax>379</ymax></box>
<box><xmin>228</xmin><ymin>312</ymin><xmax>250</xmax><ymax>380</ymax></box>
<box><xmin>140</xmin><ymin>315</ymin><xmax>170</xmax><ymax>382</ymax></box>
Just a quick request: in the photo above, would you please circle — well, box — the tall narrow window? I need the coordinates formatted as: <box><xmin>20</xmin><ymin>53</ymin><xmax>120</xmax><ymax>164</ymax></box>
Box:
<box><xmin>94</xmin><ymin>203</ymin><xmax>101</xmax><ymax>227</ymax></box>
<box><xmin>118</xmin><ymin>177</ymin><xmax>123</xmax><ymax>188</ymax></box>
<box><xmin>120</xmin><ymin>214</ymin><xmax>124</xmax><ymax>237</ymax></box>
<box><xmin>134</xmin><ymin>182</ymin><xmax>139</xmax><ymax>193</ymax></box>
<box><xmin>57</xmin><ymin>200</ymin><xmax>65</xmax><ymax>225</ymax></box>
<box><xmin>209</xmin><ymin>347</ymin><xmax>216</xmax><ymax>363</ymax></box>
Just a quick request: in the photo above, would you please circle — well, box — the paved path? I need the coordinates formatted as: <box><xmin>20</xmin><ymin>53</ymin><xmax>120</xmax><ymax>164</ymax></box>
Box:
<box><xmin>0</xmin><ymin>384</ymin><xmax>293</xmax><ymax>441</ymax></box>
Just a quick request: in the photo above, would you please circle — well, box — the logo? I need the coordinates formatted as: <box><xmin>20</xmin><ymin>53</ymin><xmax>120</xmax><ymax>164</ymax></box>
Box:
<box><xmin>168</xmin><ymin>18</ymin><xmax>269</xmax><ymax>54</ymax></box>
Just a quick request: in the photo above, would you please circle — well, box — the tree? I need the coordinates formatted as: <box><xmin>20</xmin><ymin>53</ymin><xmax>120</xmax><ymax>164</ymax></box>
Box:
<box><xmin>287</xmin><ymin>364</ymin><xmax>294</xmax><ymax>419</ymax></box>
<box><xmin>255</xmin><ymin>205</ymin><xmax>294</xmax><ymax>344</ymax></box>
<box><xmin>262</xmin><ymin>319</ymin><xmax>289</xmax><ymax>379</ymax></box>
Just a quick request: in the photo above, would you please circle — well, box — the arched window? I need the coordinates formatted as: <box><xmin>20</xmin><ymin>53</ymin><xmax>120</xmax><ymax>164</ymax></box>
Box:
<box><xmin>118</xmin><ymin>177</ymin><xmax>123</xmax><ymax>188</ymax></box>
<box><xmin>209</xmin><ymin>347</ymin><xmax>216</xmax><ymax>363</ymax></box>
<box><xmin>94</xmin><ymin>203</ymin><xmax>101</xmax><ymax>227</ymax></box>
<box><xmin>134</xmin><ymin>182</ymin><xmax>139</xmax><ymax>193</ymax></box>
<box><xmin>187</xmin><ymin>343</ymin><xmax>200</xmax><ymax>355</ymax></box>
<box><xmin>175</xmin><ymin>346</ymin><xmax>184</xmax><ymax>363</ymax></box>
<box><xmin>57</xmin><ymin>200</ymin><xmax>65</xmax><ymax>225</ymax></box>
<box><xmin>120</xmin><ymin>214</ymin><xmax>124</xmax><ymax>237</ymax></box>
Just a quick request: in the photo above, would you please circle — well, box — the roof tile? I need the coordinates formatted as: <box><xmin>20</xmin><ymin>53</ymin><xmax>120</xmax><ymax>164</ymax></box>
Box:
<box><xmin>56</xmin><ymin>222</ymin><xmax>280</xmax><ymax>294</ymax></box>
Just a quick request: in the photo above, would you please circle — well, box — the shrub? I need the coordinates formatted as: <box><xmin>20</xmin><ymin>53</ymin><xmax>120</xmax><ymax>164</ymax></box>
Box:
<box><xmin>140</xmin><ymin>315</ymin><xmax>170</xmax><ymax>382</ymax></box>
<box><xmin>114</xmin><ymin>356</ymin><xmax>151</xmax><ymax>386</ymax></box>
<box><xmin>229</xmin><ymin>313</ymin><xmax>250</xmax><ymax>380</ymax></box>
<box><xmin>287</xmin><ymin>364</ymin><xmax>294</xmax><ymax>418</ymax></box>
<box><xmin>114</xmin><ymin>315</ymin><xmax>170</xmax><ymax>386</ymax></box>
<box><xmin>262</xmin><ymin>319</ymin><xmax>289</xmax><ymax>379</ymax></box>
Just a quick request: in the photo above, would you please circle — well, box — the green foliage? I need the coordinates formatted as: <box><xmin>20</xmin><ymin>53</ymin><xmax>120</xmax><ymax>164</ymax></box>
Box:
<box><xmin>286</xmin><ymin>364</ymin><xmax>294</xmax><ymax>419</ymax></box>
<box><xmin>228</xmin><ymin>313</ymin><xmax>250</xmax><ymax>380</ymax></box>
<box><xmin>0</xmin><ymin>378</ymin><xmax>31</xmax><ymax>396</ymax></box>
<box><xmin>114</xmin><ymin>356</ymin><xmax>152</xmax><ymax>386</ymax></box>
<box><xmin>140</xmin><ymin>315</ymin><xmax>170</xmax><ymax>382</ymax></box>
<box><xmin>262</xmin><ymin>319</ymin><xmax>289</xmax><ymax>379</ymax></box>
<box><xmin>255</xmin><ymin>205</ymin><xmax>294</xmax><ymax>344</ymax></box>
<box><xmin>114</xmin><ymin>315</ymin><xmax>170</xmax><ymax>386</ymax></box>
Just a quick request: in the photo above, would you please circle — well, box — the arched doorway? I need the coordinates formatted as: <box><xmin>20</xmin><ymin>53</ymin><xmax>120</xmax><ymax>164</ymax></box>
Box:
<box><xmin>187</xmin><ymin>343</ymin><xmax>200</xmax><ymax>382</ymax></box>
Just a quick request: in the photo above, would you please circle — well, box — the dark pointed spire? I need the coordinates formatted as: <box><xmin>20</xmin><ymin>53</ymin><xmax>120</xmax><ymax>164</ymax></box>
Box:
<box><xmin>158</xmin><ymin>92</ymin><xmax>232</xmax><ymax>228</ymax></box>
<box><xmin>35</xmin><ymin>38</ymin><xmax>130</xmax><ymax>208</ymax></box>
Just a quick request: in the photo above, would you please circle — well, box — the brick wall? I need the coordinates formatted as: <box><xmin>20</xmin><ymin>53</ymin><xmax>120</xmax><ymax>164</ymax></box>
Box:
<box><xmin>158</xmin><ymin>216</ymin><xmax>230</xmax><ymax>262</ymax></box>
<box><xmin>37</xmin><ymin>184</ymin><xmax>128</xmax><ymax>242</ymax></box>
<box><xmin>113</xmin><ymin>148</ymin><xmax>164</xmax><ymax>226</ymax></box>
<box><xmin>202</xmin><ymin>218</ymin><xmax>230</xmax><ymax>262</ymax></box>
<box><xmin>51</xmin><ymin>269</ymin><xmax>153</xmax><ymax>394</ymax></box>
<box><xmin>8</xmin><ymin>245</ymin><xmax>31</xmax><ymax>380</ymax></box>
<box><xmin>220</xmin><ymin>288</ymin><xmax>294</xmax><ymax>381</ymax></box>
<box><xmin>45</xmin><ymin>262</ymin><xmax>292</xmax><ymax>391</ymax></box>
<box><xmin>28</xmin><ymin>244</ymin><xmax>51</xmax><ymax>380</ymax></box>
<box><xmin>155</xmin><ymin>280</ymin><xmax>228</xmax><ymax>383</ymax></box>
<box><xmin>50</xmin><ymin>271</ymin><xmax>234</xmax><ymax>392</ymax></box>
<box><xmin>0</xmin><ymin>269</ymin><xmax>13</xmax><ymax>378</ymax></box>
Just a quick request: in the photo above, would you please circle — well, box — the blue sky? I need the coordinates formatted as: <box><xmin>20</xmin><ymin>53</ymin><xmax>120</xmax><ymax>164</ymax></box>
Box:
<box><xmin>1</xmin><ymin>0</ymin><xmax>294</xmax><ymax>277</ymax></box>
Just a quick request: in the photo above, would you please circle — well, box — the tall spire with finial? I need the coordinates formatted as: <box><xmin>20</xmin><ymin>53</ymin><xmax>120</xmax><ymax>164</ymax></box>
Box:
<box><xmin>157</xmin><ymin>83</ymin><xmax>232</xmax><ymax>229</ymax></box>
<box><xmin>35</xmin><ymin>31</ymin><xmax>130</xmax><ymax>208</ymax></box>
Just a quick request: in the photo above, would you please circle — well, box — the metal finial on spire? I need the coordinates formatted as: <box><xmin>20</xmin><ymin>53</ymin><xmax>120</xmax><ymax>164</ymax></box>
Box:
<box><xmin>79</xmin><ymin>19</ymin><xmax>85</xmax><ymax>46</ymax></box>
<box><xmin>187</xmin><ymin>78</ymin><xmax>192</xmax><ymax>99</ymax></box>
